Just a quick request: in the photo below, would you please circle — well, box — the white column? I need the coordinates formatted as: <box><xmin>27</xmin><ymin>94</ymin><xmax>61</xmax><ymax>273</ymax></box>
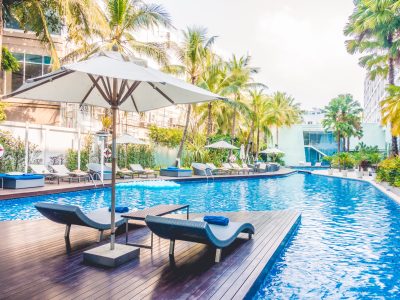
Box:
<box><xmin>24</xmin><ymin>122</ymin><xmax>29</xmax><ymax>173</ymax></box>
<box><xmin>77</xmin><ymin>127</ymin><xmax>81</xmax><ymax>170</ymax></box>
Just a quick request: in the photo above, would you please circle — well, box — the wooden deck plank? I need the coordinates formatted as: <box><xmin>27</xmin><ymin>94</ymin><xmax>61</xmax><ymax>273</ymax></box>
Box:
<box><xmin>0</xmin><ymin>210</ymin><xmax>300</xmax><ymax>299</ymax></box>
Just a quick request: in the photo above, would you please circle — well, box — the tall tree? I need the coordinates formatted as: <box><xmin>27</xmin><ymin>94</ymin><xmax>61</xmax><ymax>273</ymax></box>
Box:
<box><xmin>265</xmin><ymin>91</ymin><xmax>302</xmax><ymax>147</ymax></box>
<box><xmin>246</xmin><ymin>88</ymin><xmax>271</xmax><ymax>158</ymax></box>
<box><xmin>63</xmin><ymin>0</ymin><xmax>172</xmax><ymax>65</ymax></box>
<box><xmin>345</xmin><ymin>0</ymin><xmax>400</xmax><ymax>155</ymax></box>
<box><xmin>225</xmin><ymin>54</ymin><xmax>259</xmax><ymax>142</ymax></box>
<box><xmin>381</xmin><ymin>85</ymin><xmax>400</xmax><ymax>143</ymax></box>
<box><xmin>164</xmin><ymin>26</ymin><xmax>216</xmax><ymax>165</ymax></box>
<box><xmin>322</xmin><ymin>94</ymin><xmax>363</xmax><ymax>153</ymax></box>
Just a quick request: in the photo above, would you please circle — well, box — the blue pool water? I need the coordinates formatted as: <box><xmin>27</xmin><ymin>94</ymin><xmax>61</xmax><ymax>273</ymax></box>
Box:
<box><xmin>1</xmin><ymin>173</ymin><xmax>399</xmax><ymax>298</ymax></box>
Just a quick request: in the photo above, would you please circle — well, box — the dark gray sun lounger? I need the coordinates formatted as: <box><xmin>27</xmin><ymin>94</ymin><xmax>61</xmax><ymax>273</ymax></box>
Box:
<box><xmin>34</xmin><ymin>202</ymin><xmax>126</xmax><ymax>244</ymax></box>
<box><xmin>145</xmin><ymin>216</ymin><xmax>255</xmax><ymax>263</ymax></box>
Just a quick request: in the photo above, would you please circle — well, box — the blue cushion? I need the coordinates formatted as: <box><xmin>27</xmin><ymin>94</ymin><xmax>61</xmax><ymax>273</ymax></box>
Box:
<box><xmin>108</xmin><ymin>206</ymin><xmax>129</xmax><ymax>213</ymax></box>
<box><xmin>161</xmin><ymin>168</ymin><xmax>191</xmax><ymax>172</ymax></box>
<box><xmin>0</xmin><ymin>173</ymin><xmax>44</xmax><ymax>180</ymax></box>
<box><xmin>203</xmin><ymin>216</ymin><xmax>229</xmax><ymax>226</ymax></box>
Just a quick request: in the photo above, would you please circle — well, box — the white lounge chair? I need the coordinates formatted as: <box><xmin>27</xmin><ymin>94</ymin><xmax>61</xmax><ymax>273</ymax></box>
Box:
<box><xmin>129</xmin><ymin>164</ymin><xmax>157</xmax><ymax>178</ymax></box>
<box><xmin>50</xmin><ymin>165</ymin><xmax>89</xmax><ymax>183</ymax></box>
<box><xmin>30</xmin><ymin>164</ymin><xmax>69</xmax><ymax>184</ymax></box>
<box><xmin>105</xmin><ymin>163</ymin><xmax>134</xmax><ymax>179</ymax></box>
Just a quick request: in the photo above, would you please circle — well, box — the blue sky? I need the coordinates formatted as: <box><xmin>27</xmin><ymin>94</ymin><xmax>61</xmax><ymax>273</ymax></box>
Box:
<box><xmin>153</xmin><ymin>0</ymin><xmax>365</xmax><ymax>110</ymax></box>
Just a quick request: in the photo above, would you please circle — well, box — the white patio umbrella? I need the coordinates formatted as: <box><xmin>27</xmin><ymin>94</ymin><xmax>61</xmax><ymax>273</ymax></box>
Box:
<box><xmin>259</xmin><ymin>147</ymin><xmax>284</xmax><ymax>154</ymax></box>
<box><xmin>3</xmin><ymin>50</ymin><xmax>224</xmax><ymax>251</ymax></box>
<box><xmin>205</xmin><ymin>140</ymin><xmax>239</xmax><ymax>150</ymax></box>
<box><xmin>109</xmin><ymin>134</ymin><xmax>148</xmax><ymax>168</ymax></box>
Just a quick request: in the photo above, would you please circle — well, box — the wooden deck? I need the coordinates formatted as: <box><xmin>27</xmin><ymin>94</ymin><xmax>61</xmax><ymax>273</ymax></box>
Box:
<box><xmin>0</xmin><ymin>168</ymin><xmax>296</xmax><ymax>200</ymax></box>
<box><xmin>0</xmin><ymin>210</ymin><xmax>301</xmax><ymax>299</ymax></box>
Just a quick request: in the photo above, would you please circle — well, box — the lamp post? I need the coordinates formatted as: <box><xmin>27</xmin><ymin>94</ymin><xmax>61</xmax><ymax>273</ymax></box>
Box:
<box><xmin>96</xmin><ymin>131</ymin><xmax>108</xmax><ymax>181</ymax></box>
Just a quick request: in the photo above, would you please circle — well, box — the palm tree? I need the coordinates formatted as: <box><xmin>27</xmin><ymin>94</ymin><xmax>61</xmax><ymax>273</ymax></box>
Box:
<box><xmin>225</xmin><ymin>55</ymin><xmax>260</xmax><ymax>142</ymax></box>
<box><xmin>322</xmin><ymin>94</ymin><xmax>363</xmax><ymax>153</ymax></box>
<box><xmin>3</xmin><ymin>0</ymin><xmax>105</xmax><ymax>69</ymax></box>
<box><xmin>265</xmin><ymin>92</ymin><xmax>302</xmax><ymax>147</ymax></box>
<box><xmin>164</xmin><ymin>26</ymin><xmax>216</xmax><ymax>165</ymax></box>
<box><xmin>345</xmin><ymin>0</ymin><xmax>400</xmax><ymax>155</ymax></box>
<box><xmin>381</xmin><ymin>85</ymin><xmax>400</xmax><ymax>147</ymax></box>
<box><xmin>63</xmin><ymin>0</ymin><xmax>172</xmax><ymax>65</ymax></box>
<box><xmin>246</xmin><ymin>88</ymin><xmax>271</xmax><ymax>158</ymax></box>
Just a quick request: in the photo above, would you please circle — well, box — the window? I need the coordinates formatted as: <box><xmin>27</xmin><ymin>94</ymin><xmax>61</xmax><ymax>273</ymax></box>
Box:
<box><xmin>4</xmin><ymin>53</ymin><xmax>52</xmax><ymax>94</ymax></box>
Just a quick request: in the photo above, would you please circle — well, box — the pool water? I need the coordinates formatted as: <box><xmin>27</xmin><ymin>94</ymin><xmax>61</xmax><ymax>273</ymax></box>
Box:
<box><xmin>1</xmin><ymin>174</ymin><xmax>399</xmax><ymax>298</ymax></box>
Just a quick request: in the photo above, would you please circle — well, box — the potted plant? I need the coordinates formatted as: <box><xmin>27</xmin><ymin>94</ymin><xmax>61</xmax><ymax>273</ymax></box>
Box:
<box><xmin>352</xmin><ymin>152</ymin><xmax>367</xmax><ymax>179</ymax></box>
<box><xmin>336</xmin><ymin>153</ymin><xmax>354</xmax><ymax>177</ymax></box>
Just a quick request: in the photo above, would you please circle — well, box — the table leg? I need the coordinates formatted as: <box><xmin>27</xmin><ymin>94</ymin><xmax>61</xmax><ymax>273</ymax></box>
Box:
<box><xmin>187</xmin><ymin>206</ymin><xmax>189</xmax><ymax>220</ymax></box>
<box><xmin>125</xmin><ymin>219</ymin><xmax>129</xmax><ymax>244</ymax></box>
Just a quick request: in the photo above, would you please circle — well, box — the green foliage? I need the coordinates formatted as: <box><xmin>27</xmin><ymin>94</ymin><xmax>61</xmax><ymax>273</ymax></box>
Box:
<box><xmin>377</xmin><ymin>157</ymin><xmax>400</xmax><ymax>187</ymax></box>
<box><xmin>148</xmin><ymin>125</ymin><xmax>183</xmax><ymax>148</ymax></box>
<box><xmin>322</xmin><ymin>94</ymin><xmax>363</xmax><ymax>152</ymax></box>
<box><xmin>0</xmin><ymin>130</ymin><xmax>41</xmax><ymax>173</ymax></box>
<box><xmin>65</xmin><ymin>134</ymin><xmax>94</xmax><ymax>171</ymax></box>
<box><xmin>1</xmin><ymin>47</ymin><xmax>20</xmax><ymax>72</ymax></box>
<box><xmin>331</xmin><ymin>152</ymin><xmax>355</xmax><ymax>170</ymax></box>
<box><xmin>0</xmin><ymin>102</ymin><xmax>8</xmax><ymax>122</ymax></box>
<box><xmin>117</xmin><ymin>145</ymin><xmax>155</xmax><ymax>168</ymax></box>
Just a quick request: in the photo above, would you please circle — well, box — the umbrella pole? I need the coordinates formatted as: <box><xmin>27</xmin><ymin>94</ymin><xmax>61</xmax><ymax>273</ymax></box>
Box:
<box><xmin>110</xmin><ymin>80</ymin><xmax>118</xmax><ymax>250</ymax></box>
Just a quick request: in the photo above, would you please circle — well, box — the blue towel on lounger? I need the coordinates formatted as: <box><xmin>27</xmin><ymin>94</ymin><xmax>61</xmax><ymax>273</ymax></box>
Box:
<box><xmin>203</xmin><ymin>215</ymin><xmax>229</xmax><ymax>226</ymax></box>
<box><xmin>108</xmin><ymin>206</ymin><xmax>129</xmax><ymax>213</ymax></box>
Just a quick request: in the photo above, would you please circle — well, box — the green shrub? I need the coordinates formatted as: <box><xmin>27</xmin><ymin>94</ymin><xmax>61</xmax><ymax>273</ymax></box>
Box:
<box><xmin>377</xmin><ymin>157</ymin><xmax>400</xmax><ymax>187</ymax></box>
<box><xmin>149</xmin><ymin>125</ymin><xmax>182</xmax><ymax>148</ymax></box>
<box><xmin>0</xmin><ymin>130</ymin><xmax>40</xmax><ymax>172</ymax></box>
<box><xmin>331</xmin><ymin>152</ymin><xmax>354</xmax><ymax>169</ymax></box>
<box><xmin>118</xmin><ymin>145</ymin><xmax>155</xmax><ymax>168</ymax></box>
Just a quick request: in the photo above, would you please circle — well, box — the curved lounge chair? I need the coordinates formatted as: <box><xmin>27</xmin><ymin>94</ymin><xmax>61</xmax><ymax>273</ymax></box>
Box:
<box><xmin>145</xmin><ymin>215</ymin><xmax>255</xmax><ymax>263</ymax></box>
<box><xmin>191</xmin><ymin>163</ymin><xmax>211</xmax><ymax>176</ymax></box>
<box><xmin>34</xmin><ymin>202</ymin><xmax>126</xmax><ymax>244</ymax></box>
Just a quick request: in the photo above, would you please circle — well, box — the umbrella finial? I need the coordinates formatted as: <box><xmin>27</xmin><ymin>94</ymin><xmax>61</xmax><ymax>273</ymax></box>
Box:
<box><xmin>112</xmin><ymin>44</ymin><xmax>118</xmax><ymax>52</ymax></box>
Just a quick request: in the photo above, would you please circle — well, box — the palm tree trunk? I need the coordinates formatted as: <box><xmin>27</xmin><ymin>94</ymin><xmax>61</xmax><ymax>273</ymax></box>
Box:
<box><xmin>176</xmin><ymin>76</ymin><xmax>197</xmax><ymax>166</ymax></box>
<box><xmin>256</xmin><ymin>126</ymin><xmax>260</xmax><ymax>158</ymax></box>
<box><xmin>245</xmin><ymin>121</ymin><xmax>254</xmax><ymax>160</ymax></box>
<box><xmin>231</xmin><ymin>107</ymin><xmax>237</xmax><ymax>138</ymax></box>
<box><xmin>206</xmin><ymin>102</ymin><xmax>212</xmax><ymax>143</ymax></box>
<box><xmin>337</xmin><ymin>132</ymin><xmax>341</xmax><ymax>153</ymax></box>
<box><xmin>388</xmin><ymin>50</ymin><xmax>399</xmax><ymax>156</ymax></box>
<box><xmin>175</xmin><ymin>104</ymin><xmax>191</xmax><ymax>166</ymax></box>
<box><xmin>34</xmin><ymin>0</ymin><xmax>60</xmax><ymax>70</ymax></box>
<box><xmin>275</xmin><ymin>126</ymin><xmax>279</xmax><ymax>147</ymax></box>
<box><xmin>347</xmin><ymin>136</ymin><xmax>350</xmax><ymax>152</ymax></box>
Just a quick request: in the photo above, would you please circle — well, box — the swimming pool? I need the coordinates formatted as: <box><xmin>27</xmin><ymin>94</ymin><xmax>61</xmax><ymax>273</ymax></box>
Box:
<box><xmin>0</xmin><ymin>174</ymin><xmax>399</xmax><ymax>298</ymax></box>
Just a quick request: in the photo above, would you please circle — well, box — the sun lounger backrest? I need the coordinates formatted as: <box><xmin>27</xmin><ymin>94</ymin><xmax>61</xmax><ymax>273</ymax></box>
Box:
<box><xmin>130</xmin><ymin>164</ymin><xmax>144</xmax><ymax>171</ymax></box>
<box><xmin>87</xmin><ymin>163</ymin><xmax>112</xmax><ymax>173</ymax></box>
<box><xmin>192</xmin><ymin>163</ymin><xmax>206</xmax><ymax>170</ymax></box>
<box><xmin>222</xmin><ymin>163</ymin><xmax>232</xmax><ymax>169</ymax></box>
<box><xmin>206</xmin><ymin>163</ymin><xmax>217</xmax><ymax>170</ymax></box>
<box><xmin>51</xmin><ymin>165</ymin><xmax>70</xmax><ymax>174</ymax></box>
<box><xmin>231</xmin><ymin>163</ymin><xmax>241</xmax><ymax>169</ymax></box>
<box><xmin>145</xmin><ymin>216</ymin><xmax>211</xmax><ymax>244</ymax></box>
<box><xmin>35</xmin><ymin>202</ymin><xmax>96</xmax><ymax>227</ymax></box>
<box><xmin>30</xmin><ymin>164</ymin><xmax>51</xmax><ymax>174</ymax></box>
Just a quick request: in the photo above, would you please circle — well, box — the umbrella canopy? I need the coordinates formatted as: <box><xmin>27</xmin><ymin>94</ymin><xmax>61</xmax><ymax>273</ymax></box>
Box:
<box><xmin>110</xmin><ymin>134</ymin><xmax>148</xmax><ymax>145</ymax></box>
<box><xmin>205</xmin><ymin>140</ymin><xmax>239</xmax><ymax>150</ymax></box>
<box><xmin>4</xmin><ymin>50</ymin><xmax>223</xmax><ymax>251</ymax></box>
<box><xmin>259</xmin><ymin>148</ymin><xmax>285</xmax><ymax>154</ymax></box>
<box><xmin>6</xmin><ymin>51</ymin><xmax>222</xmax><ymax>112</ymax></box>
